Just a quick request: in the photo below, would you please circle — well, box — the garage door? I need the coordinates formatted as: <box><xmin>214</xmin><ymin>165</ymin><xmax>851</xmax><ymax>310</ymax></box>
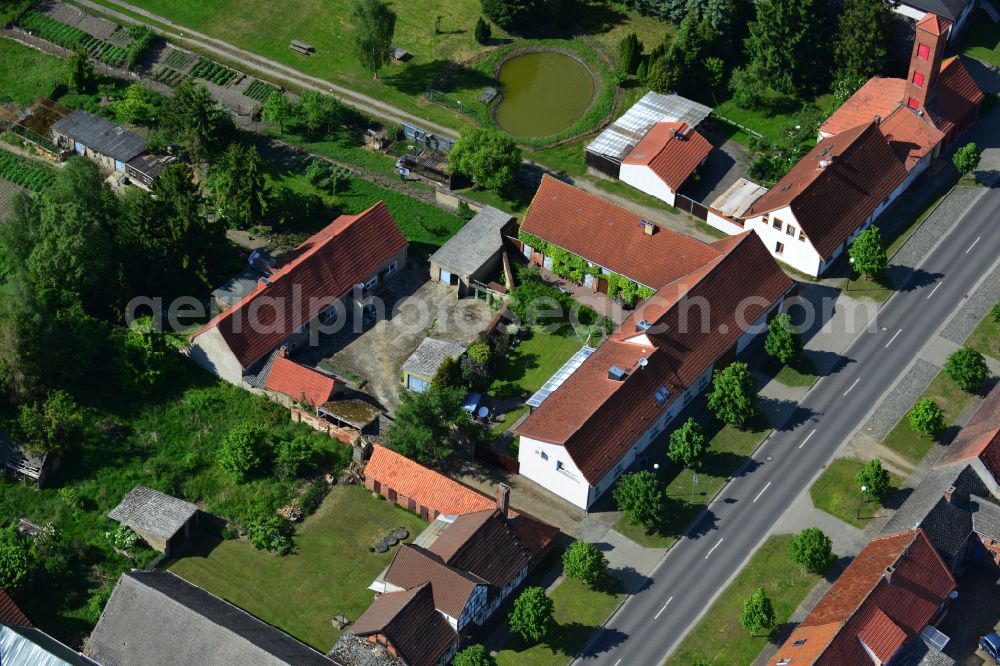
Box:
<box><xmin>439</xmin><ymin>268</ymin><xmax>452</xmax><ymax>285</ymax></box>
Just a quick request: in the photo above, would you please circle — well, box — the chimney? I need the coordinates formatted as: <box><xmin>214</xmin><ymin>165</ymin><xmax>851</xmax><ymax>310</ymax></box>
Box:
<box><xmin>944</xmin><ymin>485</ymin><xmax>956</xmax><ymax>504</ymax></box>
<box><xmin>278</xmin><ymin>346</ymin><xmax>287</xmax><ymax>358</ymax></box>
<box><xmin>884</xmin><ymin>565</ymin><xmax>895</xmax><ymax>584</ymax></box>
<box><xmin>904</xmin><ymin>13</ymin><xmax>949</xmax><ymax>111</ymax></box>
<box><xmin>641</xmin><ymin>219</ymin><xmax>656</xmax><ymax>235</ymax></box>
<box><xmin>874</xmin><ymin>114</ymin><xmax>881</xmax><ymax>125</ymax></box>
<box><xmin>496</xmin><ymin>483</ymin><xmax>511</xmax><ymax>516</ymax></box>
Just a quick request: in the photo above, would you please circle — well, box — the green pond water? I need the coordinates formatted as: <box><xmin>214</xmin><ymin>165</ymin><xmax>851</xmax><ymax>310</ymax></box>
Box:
<box><xmin>494</xmin><ymin>52</ymin><xmax>595</xmax><ymax>138</ymax></box>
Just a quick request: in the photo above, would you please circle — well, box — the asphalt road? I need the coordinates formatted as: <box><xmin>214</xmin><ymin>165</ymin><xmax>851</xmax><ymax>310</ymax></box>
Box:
<box><xmin>575</xmin><ymin>186</ymin><xmax>1000</xmax><ymax>666</ymax></box>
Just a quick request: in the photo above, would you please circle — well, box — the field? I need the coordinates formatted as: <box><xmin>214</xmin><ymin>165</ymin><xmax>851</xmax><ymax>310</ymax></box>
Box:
<box><xmin>19</xmin><ymin>12</ymin><xmax>131</xmax><ymax>67</ymax></box>
<box><xmin>168</xmin><ymin>483</ymin><xmax>427</xmax><ymax>651</ymax></box>
<box><xmin>0</xmin><ymin>148</ymin><xmax>58</xmax><ymax>191</ymax></box>
<box><xmin>663</xmin><ymin>535</ymin><xmax>824</xmax><ymax>666</ymax></box>
<box><xmin>0</xmin><ymin>39</ymin><xmax>66</xmax><ymax>105</ymax></box>
<box><xmin>810</xmin><ymin>458</ymin><xmax>904</xmax><ymax>528</ymax></box>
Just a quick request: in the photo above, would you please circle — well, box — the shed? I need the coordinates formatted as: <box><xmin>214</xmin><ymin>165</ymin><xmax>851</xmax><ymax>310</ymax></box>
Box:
<box><xmin>429</xmin><ymin>205</ymin><xmax>515</xmax><ymax>294</ymax></box>
<box><xmin>124</xmin><ymin>153</ymin><xmax>176</xmax><ymax>190</ymax></box>
<box><xmin>50</xmin><ymin>110</ymin><xmax>145</xmax><ymax>173</ymax></box>
<box><xmin>0</xmin><ymin>433</ymin><xmax>58</xmax><ymax>488</ymax></box>
<box><xmin>317</xmin><ymin>398</ymin><xmax>382</xmax><ymax>433</ymax></box>
<box><xmin>392</xmin><ymin>47</ymin><xmax>412</xmax><ymax>62</ymax></box>
<box><xmin>401</xmin><ymin>338</ymin><xmax>466</xmax><ymax>393</ymax></box>
<box><xmin>108</xmin><ymin>486</ymin><xmax>199</xmax><ymax>555</ymax></box>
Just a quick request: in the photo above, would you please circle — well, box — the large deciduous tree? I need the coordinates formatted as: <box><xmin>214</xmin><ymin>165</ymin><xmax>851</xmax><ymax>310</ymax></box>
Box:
<box><xmin>668</xmin><ymin>417</ymin><xmax>707</xmax><ymax>471</ymax></box>
<box><xmin>740</xmin><ymin>588</ymin><xmax>776</xmax><ymax>635</ymax></box>
<box><xmin>848</xmin><ymin>226</ymin><xmax>887</xmax><ymax>279</ymax></box>
<box><xmin>261</xmin><ymin>90</ymin><xmax>293</xmax><ymax>133</ymax></box>
<box><xmin>908</xmin><ymin>398</ymin><xmax>945</xmax><ymax>436</ymax></box>
<box><xmin>613</xmin><ymin>471</ymin><xmax>666</xmax><ymax>531</ymax></box>
<box><xmin>350</xmin><ymin>0</ymin><xmax>397</xmax><ymax>79</ymax></box>
<box><xmin>562</xmin><ymin>539</ymin><xmax>609</xmax><ymax>586</ymax></box>
<box><xmin>856</xmin><ymin>458</ymin><xmax>890</xmax><ymax>499</ymax></box>
<box><xmin>508</xmin><ymin>586</ymin><xmax>554</xmax><ymax>642</ymax></box>
<box><xmin>764</xmin><ymin>312</ymin><xmax>801</xmax><ymax>364</ymax></box>
<box><xmin>953</xmin><ymin>142</ymin><xmax>981</xmax><ymax>176</ymax></box>
<box><xmin>945</xmin><ymin>346</ymin><xmax>988</xmax><ymax>392</ymax></box>
<box><xmin>707</xmin><ymin>362</ymin><xmax>758</xmax><ymax>427</ymax></box>
<box><xmin>790</xmin><ymin>527</ymin><xmax>833</xmax><ymax>573</ymax></box>
<box><xmin>448</xmin><ymin>127</ymin><xmax>522</xmax><ymax>191</ymax></box>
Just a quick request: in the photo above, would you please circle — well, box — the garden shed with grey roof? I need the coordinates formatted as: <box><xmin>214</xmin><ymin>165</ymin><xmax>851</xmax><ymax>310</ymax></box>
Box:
<box><xmin>429</xmin><ymin>205</ymin><xmax>514</xmax><ymax>295</ymax></box>
<box><xmin>50</xmin><ymin>110</ymin><xmax>146</xmax><ymax>173</ymax></box>
<box><xmin>401</xmin><ymin>339</ymin><xmax>466</xmax><ymax>394</ymax></box>
<box><xmin>108</xmin><ymin>486</ymin><xmax>199</xmax><ymax>555</ymax></box>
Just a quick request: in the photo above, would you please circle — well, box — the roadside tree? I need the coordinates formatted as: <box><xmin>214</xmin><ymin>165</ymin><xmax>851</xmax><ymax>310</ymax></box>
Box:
<box><xmin>739</xmin><ymin>587</ymin><xmax>776</xmax><ymax>636</ymax></box>
<box><xmin>508</xmin><ymin>586</ymin><xmax>554</xmax><ymax>642</ymax></box>
<box><xmin>613</xmin><ymin>471</ymin><xmax>666</xmax><ymax>531</ymax></box>
<box><xmin>562</xmin><ymin>539</ymin><xmax>608</xmax><ymax>586</ymax></box>
<box><xmin>453</xmin><ymin>644</ymin><xmax>495</xmax><ymax>666</ymax></box>
<box><xmin>707</xmin><ymin>362</ymin><xmax>758</xmax><ymax>427</ymax></box>
<box><xmin>953</xmin><ymin>142</ymin><xmax>981</xmax><ymax>176</ymax></box>
<box><xmin>945</xmin><ymin>346</ymin><xmax>988</xmax><ymax>392</ymax></box>
<box><xmin>908</xmin><ymin>398</ymin><xmax>945</xmax><ymax>437</ymax></box>
<box><xmin>790</xmin><ymin>527</ymin><xmax>833</xmax><ymax>573</ymax></box>
<box><xmin>856</xmin><ymin>458</ymin><xmax>890</xmax><ymax>500</ymax></box>
<box><xmin>667</xmin><ymin>417</ymin><xmax>707</xmax><ymax>471</ymax></box>
<box><xmin>764</xmin><ymin>312</ymin><xmax>801</xmax><ymax>364</ymax></box>
<box><xmin>848</xmin><ymin>226</ymin><xmax>887</xmax><ymax>279</ymax></box>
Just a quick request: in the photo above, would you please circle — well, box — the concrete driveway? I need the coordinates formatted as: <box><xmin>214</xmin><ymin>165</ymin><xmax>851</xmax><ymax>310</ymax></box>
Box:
<box><xmin>298</xmin><ymin>265</ymin><xmax>494</xmax><ymax>410</ymax></box>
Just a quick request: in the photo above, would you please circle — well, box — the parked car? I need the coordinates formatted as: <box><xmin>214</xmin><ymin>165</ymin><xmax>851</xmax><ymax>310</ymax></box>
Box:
<box><xmin>980</xmin><ymin>632</ymin><xmax>1000</xmax><ymax>663</ymax></box>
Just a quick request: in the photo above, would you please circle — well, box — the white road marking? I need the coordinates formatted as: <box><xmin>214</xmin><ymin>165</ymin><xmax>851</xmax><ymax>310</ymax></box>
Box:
<box><xmin>844</xmin><ymin>378</ymin><xmax>860</xmax><ymax>396</ymax></box>
<box><xmin>798</xmin><ymin>429</ymin><xmax>817</xmax><ymax>449</ymax></box>
<box><xmin>614</xmin><ymin>659</ymin><xmax>622</xmax><ymax>666</ymax></box>
<box><xmin>926</xmin><ymin>282</ymin><xmax>942</xmax><ymax>300</ymax></box>
<box><xmin>885</xmin><ymin>328</ymin><xmax>902</xmax><ymax>348</ymax></box>
<box><xmin>654</xmin><ymin>597</ymin><xmax>674</xmax><ymax>619</ymax></box>
<box><xmin>705</xmin><ymin>538</ymin><xmax>724</xmax><ymax>560</ymax></box>
<box><xmin>753</xmin><ymin>482</ymin><xmax>772</xmax><ymax>503</ymax></box>
<box><xmin>966</xmin><ymin>236</ymin><xmax>981</xmax><ymax>254</ymax></box>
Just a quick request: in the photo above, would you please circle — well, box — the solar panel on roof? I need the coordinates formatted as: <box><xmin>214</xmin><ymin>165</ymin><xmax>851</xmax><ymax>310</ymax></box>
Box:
<box><xmin>526</xmin><ymin>346</ymin><xmax>596</xmax><ymax>409</ymax></box>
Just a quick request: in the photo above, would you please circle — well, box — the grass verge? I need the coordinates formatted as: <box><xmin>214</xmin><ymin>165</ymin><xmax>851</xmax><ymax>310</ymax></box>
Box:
<box><xmin>966</xmin><ymin>310</ymin><xmax>999</xmax><ymax>362</ymax></box>
<box><xmin>881</xmin><ymin>371</ymin><xmax>978</xmax><ymax>465</ymax></box>
<box><xmin>663</xmin><ymin>535</ymin><xmax>824</xmax><ymax>666</ymax></box>
<box><xmin>810</xmin><ymin>458</ymin><xmax>904</xmax><ymax>528</ymax></box>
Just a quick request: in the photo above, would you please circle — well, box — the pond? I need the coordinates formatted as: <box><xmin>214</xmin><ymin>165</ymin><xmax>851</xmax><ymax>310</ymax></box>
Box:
<box><xmin>494</xmin><ymin>51</ymin><xmax>595</xmax><ymax>139</ymax></box>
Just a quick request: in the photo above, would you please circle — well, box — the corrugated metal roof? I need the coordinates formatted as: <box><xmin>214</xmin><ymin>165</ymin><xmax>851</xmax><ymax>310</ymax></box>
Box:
<box><xmin>586</xmin><ymin>91</ymin><xmax>712</xmax><ymax>161</ymax></box>
<box><xmin>51</xmin><ymin>110</ymin><xmax>145</xmax><ymax>163</ymax></box>
<box><xmin>0</xmin><ymin>625</ymin><xmax>96</xmax><ymax>666</ymax></box>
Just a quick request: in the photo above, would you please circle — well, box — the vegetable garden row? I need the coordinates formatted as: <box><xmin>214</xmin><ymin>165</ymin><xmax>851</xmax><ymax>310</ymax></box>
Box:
<box><xmin>244</xmin><ymin>79</ymin><xmax>278</xmax><ymax>101</ymax></box>
<box><xmin>0</xmin><ymin>150</ymin><xmax>57</xmax><ymax>192</ymax></box>
<box><xmin>188</xmin><ymin>58</ymin><xmax>238</xmax><ymax>86</ymax></box>
<box><xmin>19</xmin><ymin>12</ymin><xmax>153</xmax><ymax>69</ymax></box>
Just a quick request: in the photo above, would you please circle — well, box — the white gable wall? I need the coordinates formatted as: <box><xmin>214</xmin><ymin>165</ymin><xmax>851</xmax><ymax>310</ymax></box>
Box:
<box><xmin>189</xmin><ymin>327</ymin><xmax>245</xmax><ymax>385</ymax></box>
<box><xmin>619</xmin><ymin>163</ymin><xmax>678</xmax><ymax>206</ymax></box>
<box><xmin>742</xmin><ymin>206</ymin><xmax>825</xmax><ymax>277</ymax></box>
<box><xmin>518</xmin><ymin>438</ymin><xmax>591</xmax><ymax>509</ymax></box>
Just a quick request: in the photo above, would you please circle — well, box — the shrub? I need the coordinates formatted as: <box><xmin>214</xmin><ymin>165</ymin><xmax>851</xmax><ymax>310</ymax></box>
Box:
<box><xmin>217</xmin><ymin>423</ymin><xmax>270</xmax><ymax>482</ymax></box>
<box><xmin>275</xmin><ymin>435</ymin><xmax>318</xmax><ymax>480</ymax></box>
<box><xmin>107</xmin><ymin>525</ymin><xmax>140</xmax><ymax>552</ymax></box>
<box><xmin>58</xmin><ymin>486</ymin><xmax>83</xmax><ymax>509</ymax></box>
<box><xmin>474</xmin><ymin>17</ymin><xmax>492</xmax><ymax>44</ymax></box>
<box><xmin>0</xmin><ymin>528</ymin><xmax>31</xmax><ymax>591</ymax></box>
<box><xmin>244</xmin><ymin>512</ymin><xmax>292</xmax><ymax>555</ymax></box>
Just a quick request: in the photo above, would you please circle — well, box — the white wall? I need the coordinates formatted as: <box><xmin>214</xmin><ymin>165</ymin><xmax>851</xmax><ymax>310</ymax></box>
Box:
<box><xmin>189</xmin><ymin>327</ymin><xmax>245</xmax><ymax>385</ymax></box>
<box><xmin>620</xmin><ymin>164</ymin><xmax>677</xmax><ymax>207</ymax></box>
<box><xmin>743</xmin><ymin>206</ymin><xmax>825</xmax><ymax>276</ymax></box>
<box><xmin>894</xmin><ymin>3</ymin><xmax>927</xmax><ymax>21</ymax></box>
<box><xmin>705</xmin><ymin>210</ymin><xmax>748</xmax><ymax>236</ymax></box>
<box><xmin>518</xmin><ymin>437</ymin><xmax>592</xmax><ymax>510</ymax></box>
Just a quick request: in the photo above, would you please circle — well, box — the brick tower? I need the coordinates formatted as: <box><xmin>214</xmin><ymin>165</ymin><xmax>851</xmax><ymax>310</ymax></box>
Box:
<box><xmin>905</xmin><ymin>13</ymin><xmax>951</xmax><ymax>111</ymax></box>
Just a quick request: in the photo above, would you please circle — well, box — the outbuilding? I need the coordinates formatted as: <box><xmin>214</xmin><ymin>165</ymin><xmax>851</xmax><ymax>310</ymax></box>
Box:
<box><xmin>108</xmin><ymin>486</ymin><xmax>199</xmax><ymax>555</ymax></box>
<box><xmin>401</xmin><ymin>338</ymin><xmax>466</xmax><ymax>393</ymax></box>
<box><xmin>429</xmin><ymin>205</ymin><xmax>515</xmax><ymax>296</ymax></box>
<box><xmin>50</xmin><ymin>110</ymin><xmax>145</xmax><ymax>173</ymax></box>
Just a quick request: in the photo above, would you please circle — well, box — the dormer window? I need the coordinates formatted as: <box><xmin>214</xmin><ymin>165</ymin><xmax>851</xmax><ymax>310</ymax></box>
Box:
<box><xmin>653</xmin><ymin>385</ymin><xmax>670</xmax><ymax>405</ymax></box>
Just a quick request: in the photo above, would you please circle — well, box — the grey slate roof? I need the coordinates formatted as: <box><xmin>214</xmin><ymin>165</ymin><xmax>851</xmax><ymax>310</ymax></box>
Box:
<box><xmin>401</xmin><ymin>338</ymin><xmax>466</xmax><ymax>379</ymax></box>
<box><xmin>107</xmin><ymin>486</ymin><xmax>197</xmax><ymax>540</ymax></box>
<box><xmin>899</xmin><ymin>0</ymin><xmax>970</xmax><ymax>22</ymax></box>
<box><xmin>971</xmin><ymin>494</ymin><xmax>1000</xmax><ymax>541</ymax></box>
<box><xmin>429</xmin><ymin>205</ymin><xmax>513</xmax><ymax>278</ymax></box>
<box><xmin>51</xmin><ymin>110</ymin><xmax>145</xmax><ymax>163</ymax></box>
<box><xmin>87</xmin><ymin>572</ymin><xmax>337</xmax><ymax>666</ymax></box>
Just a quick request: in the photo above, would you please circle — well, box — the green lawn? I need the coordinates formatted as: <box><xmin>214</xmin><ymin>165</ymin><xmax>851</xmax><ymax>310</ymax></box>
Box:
<box><xmin>840</xmin><ymin>273</ymin><xmax>894</xmax><ymax>304</ymax></box>
<box><xmin>495</xmin><ymin>577</ymin><xmax>626</xmax><ymax>666</ymax></box>
<box><xmin>959</xmin><ymin>9</ymin><xmax>1000</xmax><ymax>68</ymax></box>
<box><xmin>168</xmin><ymin>484</ymin><xmax>427</xmax><ymax>651</ymax></box>
<box><xmin>966</xmin><ymin>310</ymin><xmax>999</xmax><ymax>361</ymax></box>
<box><xmin>0</xmin><ymin>39</ymin><xmax>66</xmax><ymax>106</ymax></box>
<box><xmin>614</xmin><ymin>399</ymin><xmax>771</xmax><ymax>548</ymax></box>
<box><xmin>664</xmin><ymin>535</ymin><xmax>824</xmax><ymax>666</ymax></box>
<box><xmin>713</xmin><ymin>93</ymin><xmax>834</xmax><ymax>146</ymax></box>
<box><xmin>810</xmin><ymin>458</ymin><xmax>904</xmax><ymax>528</ymax></box>
<box><xmin>762</xmin><ymin>356</ymin><xmax>818</xmax><ymax>389</ymax></box>
<box><xmin>881</xmin><ymin>371</ymin><xmax>978</xmax><ymax>464</ymax></box>
<box><xmin>488</xmin><ymin>326</ymin><xmax>586</xmax><ymax>433</ymax></box>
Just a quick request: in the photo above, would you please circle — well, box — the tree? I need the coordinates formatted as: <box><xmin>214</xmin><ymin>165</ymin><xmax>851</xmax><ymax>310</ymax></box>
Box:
<box><xmin>0</xmin><ymin>528</ymin><xmax>31</xmax><ymax>591</ymax></box>
<box><xmin>729</xmin><ymin>65</ymin><xmax>762</xmax><ymax>109</ymax></box>
<box><xmin>618</xmin><ymin>32</ymin><xmax>642</xmax><ymax>74</ymax></box>
<box><xmin>668</xmin><ymin>418</ymin><xmax>707</xmax><ymax>471</ymax></box>
<box><xmin>350</xmin><ymin>0</ymin><xmax>397</xmax><ymax>79</ymax></box>
<box><xmin>297</xmin><ymin>91</ymin><xmax>346</xmax><ymax>139</ymax></box>
<box><xmin>448</xmin><ymin>127</ymin><xmax>522</xmax><ymax>190</ymax></box>
<box><xmin>856</xmin><ymin>458</ymin><xmax>890</xmax><ymax>500</ymax></box>
<box><xmin>992</xmin><ymin>300</ymin><xmax>1000</xmax><ymax>324</ymax></box>
<box><xmin>562</xmin><ymin>539</ymin><xmax>608</xmax><ymax>586</ymax></box>
<box><xmin>832</xmin><ymin>74</ymin><xmax>867</xmax><ymax>108</ymax></box>
<box><xmin>613</xmin><ymin>471</ymin><xmax>666</xmax><ymax>531</ymax></box>
<box><xmin>953</xmin><ymin>142</ymin><xmax>981</xmax><ymax>176</ymax></box>
<box><xmin>275</xmin><ymin>435</ymin><xmax>319</xmax><ymax>479</ymax></box>
<box><xmin>453</xmin><ymin>644</ymin><xmax>495</xmax><ymax>666</ymax></box>
<box><xmin>210</xmin><ymin>143</ymin><xmax>269</xmax><ymax>230</ymax></box>
<box><xmin>744</xmin><ymin>0</ymin><xmax>831</xmax><ymax>95</ymax></box>
<box><xmin>18</xmin><ymin>390</ymin><xmax>84</xmax><ymax>456</ymax></box>
<box><xmin>474</xmin><ymin>17</ymin><xmax>492</xmax><ymax>44</ymax></box>
<box><xmin>764</xmin><ymin>312</ymin><xmax>800</xmax><ymax>364</ymax></box>
<box><xmin>115</xmin><ymin>319</ymin><xmax>177</xmax><ymax>397</ymax></box>
<box><xmin>217</xmin><ymin>424</ymin><xmax>270</xmax><ymax>482</ymax></box>
<box><xmin>908</xmin><ymin>398</ymin><xmax>945</xmax><ymax>436</ymax></box>
<box><xmin>66</xmin><ymin>46</ymin><xmax>94</xmax><ymax>93</ymax></box>
<box><xmin>848</xmin><ymin>226</ymin><xmax>887</xmax><ymax>279</ymax></box>
<box><xmin>508</xmin><ymin>586</ymin><xmax>554</xmax><ymax>642</ymax></box>
<box><xmin>707</xmin><ymin>362</ymin><xmax>758</xmax><ymax>427</ymax></box>
<box><xmin>152</xmin><ymin>162</ymin><xmax>226</xmax><ymax>286</ymax></box>
<box><xmin>161</xmin><ymin>81</ymin><xmax>231</xmax><ymax>160</ymax></box>
<box><xmin>385</xmin><ymin>386</ymin><xmax>467</xmax><ymax>462</ymax></box>
<box><xmin>261</xmin><ymin>90</ymin><xmax>293</xmax><ymax>133</ymax></box>
<box><xmin>739</xmin><ymin>588</ymin><xmax>776</xmax><ymax>636</ymax></box>
<box><xmin>945</xmin><ymin>346</ymin><xmax>988</xmax><ymax>392</ymax></box>
<box><xmin>790</xmin><ymin>527</ymin><xmax>833</xmax><ymax>573</ymax></box>
<box><xmin>431</xmin><ymin>355</ymin><xmax>463</xmax><ymax>390</ymax></box>
<box><xmin>705</xmin><ymin>56</ymin><xmax>726</xmax><ymax>89</ymax></box>
<box><xmin>480</xmin><ymin>0</ymin><xmax>551</xmax><ymax>29</ymax></box>
<box><xmin>833</xmin><ymin>0</ymin><xmax>895</xmax><ymax>80</ymax></box>
<box><xmin>113</xmin><ymin>84</ymin><xmax>157</xmax><ymax>125</ymax></box>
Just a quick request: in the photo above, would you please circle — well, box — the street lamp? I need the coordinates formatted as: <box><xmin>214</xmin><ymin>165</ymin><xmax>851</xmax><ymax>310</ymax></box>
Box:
<box><xmin>858</xmin><ymin>484</ymin><xmax>867</xmax><ymax>519</ymax></box>
<box><xmin>691</xmin><ymin>473</ymin><xmax>699</xmax><ymax>504</ymax></box>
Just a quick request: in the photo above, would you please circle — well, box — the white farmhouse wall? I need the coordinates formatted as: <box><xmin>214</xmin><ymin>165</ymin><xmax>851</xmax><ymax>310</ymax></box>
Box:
<box><xmin>189</xmin><ymin>327</ymin><xmax>244</xmax><ymax>385</ymax></box>
<box><xmin>517</xmin><ymin>437</ymin><xmax>591</xmax><ymax>510</ymax></box>
<box><xmin>619</xmin><ymin>164</ymin><xmax>677</xmax><ymax>207</ymax></box>
<box><xmin>705</xmin><ymin>210</ymin><xmax>747</xmax><ymax>236</ymax></box>
<box><xmin>743</xmin><ymin>206</ymin><xmax>825</xmax><ymax>276</ymax></box>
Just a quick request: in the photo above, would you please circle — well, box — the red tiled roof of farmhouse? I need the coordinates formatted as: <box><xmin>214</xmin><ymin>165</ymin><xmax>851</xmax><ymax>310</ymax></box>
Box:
<box><xmin>519</xmin><ymin>175</ymin><xmax>722</xmax><ymax>289</ymax></box>
<box><xmin>742</xmin><ymin>122</ymin><xmax>909</xmax><ymax>258</ymax></box>
<box><xmin>515</xmin><ymin>231</ymin><xmax>790</xmax><ymax>484</ymax></box>
<box><xmin>880</xmin><ymin>105</ymin><xmax>945</xmax><ymax>170</ymax></box>
<box><xmin>623</xmin><ymin>121</ymin><xmax>713</xmax><ymax>192</ymax></box>
<box><xmin>927</xmin><ymin>56</ymin><xmax>985</xmax><ymax>137</ymax></box>
<box><xmin>350</xmin><ymin>582</ymin><xmax>456</xmax><ymax>666</ymax></box>
<box><xmin>263</xmin><ymin>353</ymin><xmax>338</xmax><ymax>408</ymax></box>
<box><xmin>820</xmin><ymin>78</ymin><xmax>908</xmax><ymax>136</ymax></box>
<box><xmin>769</xmin><ymin>529</ymin><xmax>955</xmax><ymax>666</ymax></box>
<box><xmin>191</xmin><ymin>202</ymin><xmax>407</xmax><ymax>369</ymax></box>
<box><xmin>935</xmin><ymin>381</ymin><xmax>1000</xmax><ymax>480</ymax></box>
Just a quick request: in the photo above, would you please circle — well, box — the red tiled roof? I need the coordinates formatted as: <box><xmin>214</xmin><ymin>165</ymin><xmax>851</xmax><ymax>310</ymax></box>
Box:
<box><xmin>917</xmin><ymin>12</ymin><xmax>951</xmax><ymax>36</ymax></box>
<box><xmin>880</xmin><ymin>106</ymin><xmax>945</xmax><ymax>170</ymax></box>
<box><xmin>623</xmin><ymin>122</ymin><xmax>713</xmax><ymax>192</ymax></box>
<box><xmin>936</xmin><ymin>382</ymin><xmax>1000</xmax><ymax>481</ymax></box>
<box><xmin>770</xmin><ymin>529</ymin><xmax>956</xmax><ymax>666</ymax></box>
<box><xmin>820</xmin><ymin>78</ymin><xmax>907</xmax><ymax>137</ymax></box>
<box><xmin>191</xmin><ymin>202</ymin><xmax>407</xmax><ymax>369</ymax></box>
<box><xmin>350</xmin><ymin>582</ymin><xmax>457</xmax><ymax>666</ymax></box>
<box><xmin>928</xmin><ymin>56</ymin><xmax>985</xmax><ymax>138</ymax></box>
<box><xmin>742</xmin><ymin>122</ymin><xmax>910</xmax><ymax>259</ymax></box>
<box><xmin>520</xmin><ymin>175</ymin><xmax>721</xmax><ymax>288</ymax></box>
<box><xmin>516</xmin><ymin>232</ymin><xmax>790</xmax><ymax>484</ymax></box>
<box><xmin>263</xmin><ymin>354</ymin><xmax>338</xmax><ymax>407</ymax></box>
<box><xmin>365</xmin><ymin>446</ymin><xmax>499</xmax><ymax>517</ymax></box>
<box><xmin>0</xmin><ymin>588</ymin><xmax>30</xmax><ymax>626</ymax></box>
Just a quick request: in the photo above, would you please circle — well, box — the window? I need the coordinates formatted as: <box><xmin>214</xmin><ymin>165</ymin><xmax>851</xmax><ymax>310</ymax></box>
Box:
<box><xmin>793</xmin><ymin>639</ymin><xmax>807</xmax><ymax>646</ymax></box>
<box><xmin>385</xmin><ymin>260</ymin><xmax>398</xmax><ymax>275</ymax></box>
<box><xmin>786</xmin><ymin>225</ymin><xmax>796</xmax><ymax>236</ymax></box>
<box><xmin>799</xmin><ymin>230</ymin><xmax>806</xmax><ymax>242</ymax></box>
<box><xmin>917</xmin><ymin>43</ymin><xmax>930</xmax><ymax>60</ymax></box>
<box><xmin>407</xmin><ymin>375</ymin><xmax>430</xmax><ymax>392</ymax></box>
<box><xmin>908</xmin><ymin>96</ymin><xmax>920</xmax><ymax>110</ymax></box>
<box><xmin>912</xmin><ymin>71</ymin><xmax>925</xmax><ymax>88</ymax></box>
<box><xmin>653</xmin><ymin>385</ymin><xmax>670</xmax><ymax>405</ymax></box>
<box><xmin>538</xmin><ymin>450</ymin><xmax>549</xmax><ymax>460</ymax></box>
<box><xmin>556</xmin><ymin>460</ymin><xmax>564</xmax><ymax>470</ymax></box>
<box><xmin>323</xmin><ymin>306</ymin><xmax>339</xmax><ymax>324</ymax></box>
<box><xmin>772</xmin><ymin>217</ymin><xmax>782</xmax><ymax>230</ymax></box>
<box><xmin>778</xmin><ymin>659</ymin><xmax>792</xmax><ymax>665</ymax></box>
<box><xmin>775</xmin><ymin>241</ymin><xmax>785</xmax><ymax>255</ymax></box>
<box><xmin>365</xmin><ymin>276</ymin><xmax>377</xmax><ymax>291</ymax></box>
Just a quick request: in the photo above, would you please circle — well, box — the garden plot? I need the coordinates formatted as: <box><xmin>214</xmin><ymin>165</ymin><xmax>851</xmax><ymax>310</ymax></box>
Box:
<box><xmin>39</xmin><ymin>0</ymin><xmax>120</xmax><ymax>41</ymax></box>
